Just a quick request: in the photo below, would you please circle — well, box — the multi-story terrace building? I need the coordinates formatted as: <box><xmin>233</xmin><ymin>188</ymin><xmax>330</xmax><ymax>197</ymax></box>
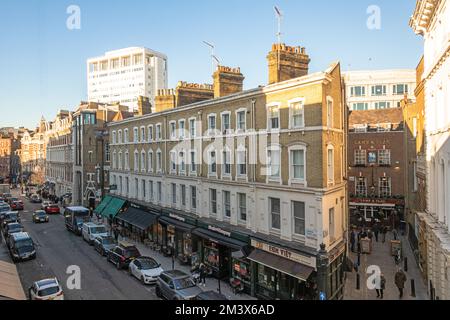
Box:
<box><xmin>106</xmin><ymin>44</ymin><xmax>348</xmax><ymax>300</ymax></box>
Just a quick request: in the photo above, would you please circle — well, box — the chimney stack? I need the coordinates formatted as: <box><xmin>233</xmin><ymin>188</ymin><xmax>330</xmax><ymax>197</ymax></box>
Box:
<box><xmin>267</xmin><ymin>44</ymin><xmax>311</xmax><ymax>84</ymax></box>
<box><xmin>137</xmin><ymin>96</ymin><xmax>152</xmax><ymax>116</ymax></box>
<box><xmin>213</xmin><ymin>66</ymin><xmax>245</xmax><ymax>98</ymax></box>
<box><xmin>155</xmin><ymin>89</ymin><xmax>176</xmax><ymax>113</ymax></box>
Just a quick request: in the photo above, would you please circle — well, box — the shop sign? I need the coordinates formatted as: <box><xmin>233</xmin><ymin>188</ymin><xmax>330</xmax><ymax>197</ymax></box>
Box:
<box><xmin>251</xmin><ymin>239</ymin><xmax>316</xmax><ymax>268</ymax></box>
<box><xmin>169</xmin><ymin>213</ymin><xmax>185</xmax><ymax>222</ymax></box>
<box><xmin>350</xmin><ymin>198</ymin><xmax>405</xmax><ymax>206</ymax></box>
<box><xmin>208</xmin><ymin>225</ymin><xmax>231</xmax><ymax>237</ymax></box>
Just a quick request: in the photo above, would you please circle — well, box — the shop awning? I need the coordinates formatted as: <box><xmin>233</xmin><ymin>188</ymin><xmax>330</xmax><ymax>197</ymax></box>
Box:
<box><xmin>158</xmin><ymin>216</ymin><xmax>196</xmax><ymax>233</ymax></box>
<box><xmin>0</xmin><ymin>261</ymin><xmax>26</xmax><ymax>300</ymax></box>
<box><xmin>116</xmin><ymin>207</ymin><xmax>158</xmax><ymax>231</ymax></box>
<box><xmin>94</xmin><ymin>195</ymin><xmax>113</xmax><ymax>215</ymax></box>
<box><xmin>247</xmin><ymin>249</ymin><xmax>314</xmax><ymax>282</ymax></box>
<box><xmin>192</xmin><ymin>228</ymin><xmax>248</xmax><ymax>251</ymax></box>
<box><xmin>102</xmin><ymin>197</ymin><xmax>126</xmax><ymax>219</ymax></box>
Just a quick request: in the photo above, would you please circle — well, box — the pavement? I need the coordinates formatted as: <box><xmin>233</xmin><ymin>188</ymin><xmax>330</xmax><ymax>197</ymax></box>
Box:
<box><xmin>344</xmin><ymin>230</ymin><xmax>428</xmax><ymax>300</ymax></box>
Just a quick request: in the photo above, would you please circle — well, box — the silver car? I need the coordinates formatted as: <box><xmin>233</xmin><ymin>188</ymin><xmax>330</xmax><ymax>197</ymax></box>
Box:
<box><xmin>155</xmin><ymin>270</ymin><xmax>202</xmax><ymax>300</ymax></box>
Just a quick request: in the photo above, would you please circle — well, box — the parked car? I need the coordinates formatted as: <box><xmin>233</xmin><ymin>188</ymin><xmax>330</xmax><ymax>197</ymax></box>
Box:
<box><xmin>3</xmin><ymin>222</ymin><xmax>24</xmax><ymax>244</ymax></box>
<box><xmin>29</xmin><ymin>278</ymin><xmax>64</xmax><ymax>300</ymax></box>
<box><xmin>155</xmin><ymin>270</ymin><xmax>202</xmax><ymax>300</ymax></box>
<box><xmin>31</xmin><ymin>194</ymin><xmax>42</xmax><ymax>203</ymax></box>
<box><xmin>9</xmin><ymin>232</ymin><xmax>36</xmax><ymax>262</ymax></box>
<box><xmin>194</xmin><ymin>291</ymin><xmax>229</xmax><ymax>300</ymax></box>
<box><xmin>10</xmin><ymin>200</ymin><xmax>24</xmax><ymax>211</ymax></box>
<box><xmin>45</xmin><ymin>204</ymin><xmax>60</xmax><ymax>215</ymax></box>
<box><xmin>93</xmin><ymin>235</ymin><xmax>117</xmax><ymax>256</ymax></box>
<box><xmin>7</xmin><ymin>197</ymin><xmax>19</xmax><ymax>205</ymax></box>
<box><xmin>0</xmin><ymin>203</ymin><xmax>11</xmax><ymax>221</ymax></box>
<box><xmin>107</xmin><ymin>241</ymin><xmax>141</xmax><ymax>269</ymax></box>
<box><xmin>32</xmin><ymin>210</ymin><xmax>49</xmax><ymax>223</ymax></box>
<box><xmin>1</xmin><ymin>193</ymin><xmax>12</xmax><ymax>202</ymax></box>
<box><xmin>2</xmin><ymin>211</ymin><xmax>20</xmax><ymax>228</ymax></box>
<box><xmin>129</xmin><ymin>257</ymin><xmax>164</xmax><ymax>285</ymax></box>
<box><xmin>82</xmin><ymin>222</ymin><xmax>108</xmax><ymax>245</ymax></box>
<box><xmin>41</xmin><ymin>201</ymin><xmax>52</xmax><ymax>210</ymax></box>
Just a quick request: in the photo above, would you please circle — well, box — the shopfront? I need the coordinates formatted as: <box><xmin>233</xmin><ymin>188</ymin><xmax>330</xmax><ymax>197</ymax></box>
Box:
<box><xmin>115</xmin><ymin>202</ymin><xmax>159</xmax><ymax>243</ymax></box>
<box><xmin>158</xmin><ymin>211</ymin><xmax>197</xmax><ymax>264</ymax></box>
<box><xmin>97</xmin><ymin>195</ymin><xmax>126</xmax><ymax>225</ymax></box>
<box><xmin>350</xmin><ymin>199</ymin><xmax>405</xmax><ymax>230</ymax></box>
<box><xmin>248</xmin><ymin>239</ymin><xmax>316</xmax><ymax>300</ymax></box>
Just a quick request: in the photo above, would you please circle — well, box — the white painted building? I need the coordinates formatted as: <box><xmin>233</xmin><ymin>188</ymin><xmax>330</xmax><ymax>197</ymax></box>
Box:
<box><xmin>87</xmin><ymin>47</ymin><xmax>168</xmax><ymax>113</ymax></box>
<box><xmin>410</xmin><ymin>0</ymin><xmax>450</xmax><ymax>300</ymax></box>
<box><xmin>343</xmin><ymin>70</ymin><xmax>416</xmax><ymax>111</ymax></box>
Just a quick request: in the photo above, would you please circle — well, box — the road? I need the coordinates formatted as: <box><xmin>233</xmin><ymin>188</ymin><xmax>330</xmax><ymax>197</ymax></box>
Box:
<box><xmin>4</xmin><ymin>190</ymin><xmax>158</xmax><ymax>300</ymax></box>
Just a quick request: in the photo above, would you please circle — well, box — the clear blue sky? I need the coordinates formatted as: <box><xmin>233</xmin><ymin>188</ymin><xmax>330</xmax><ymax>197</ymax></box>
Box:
<box><xmin>0</xmin><ymin>0</ymin><xmax>423</xmax><ymax>129</ymax></box>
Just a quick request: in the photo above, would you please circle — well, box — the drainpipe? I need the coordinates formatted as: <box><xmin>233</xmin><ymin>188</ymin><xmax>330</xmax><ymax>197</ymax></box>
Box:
<box><xmin>251</xmin><ymin>98</ymin><xmax>257</xmax><ymax>183</ymax></box>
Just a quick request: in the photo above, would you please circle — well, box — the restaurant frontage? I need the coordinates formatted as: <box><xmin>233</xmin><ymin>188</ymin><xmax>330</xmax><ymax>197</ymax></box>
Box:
<box><xmin>115</xmin><ymin>202</ymin><xmax>160</xmax><ymax>243</ymax></box>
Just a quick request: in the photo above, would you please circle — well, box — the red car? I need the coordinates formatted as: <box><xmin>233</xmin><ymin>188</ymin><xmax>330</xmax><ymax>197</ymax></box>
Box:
<box><xmin>45</xmin><ymin>204</ymin><xmax>60</xmax><ymax>215</ymax></box>
<box><xmin>10</xmin><ymin>200</ymin><xmax>24</xmax><ymax>211</ymax></box>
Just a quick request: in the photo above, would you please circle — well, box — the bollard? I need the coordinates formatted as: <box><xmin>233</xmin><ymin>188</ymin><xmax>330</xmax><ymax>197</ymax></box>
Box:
<box><xmin>430</xmin><ymin>280</ymin><xmax>433</xmax><ymax>300</ymax></box>
<box><xmin>432</xmin><ymin>288</ymin><xmax>436</xmax><ymax>301</ymax></box>
<box><xmin>411</xmin><ymin>279</ymin><xmax>416</xmax><ymax>298</ymax></box>
<box><xmin>404</xmin><ymin>257</ymin><xmax>408</xmax><ymax>272</ymax></box>
<box><xmin>356</xmin><ymin>273</ymin><xmax>360</xmax><ymax>290</ymax></box>
<box><xmin>357</xmin><ymin>252</ymin><xmax>361</xmax><ymax>267</ymax></box>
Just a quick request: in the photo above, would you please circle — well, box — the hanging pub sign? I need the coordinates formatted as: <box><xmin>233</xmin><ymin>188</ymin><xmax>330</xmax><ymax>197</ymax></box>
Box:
<box><xmin>368</xmin><ymin>151</ymin><xmax>377</xmax><ymax>164</ymax></box>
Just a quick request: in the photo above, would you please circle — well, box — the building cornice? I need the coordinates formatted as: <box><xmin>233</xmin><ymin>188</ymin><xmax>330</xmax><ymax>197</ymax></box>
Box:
<box><xmin>409</xmin><ymin>0</ymin><xmax>442</xmax><ymax>36</ymax></box>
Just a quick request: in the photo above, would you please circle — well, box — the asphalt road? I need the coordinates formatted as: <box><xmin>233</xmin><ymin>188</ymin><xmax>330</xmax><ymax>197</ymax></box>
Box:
<box><xmin>7</xmin><ymin>190</ymin><xmax>158</xmax><ymax>300</ymax></box>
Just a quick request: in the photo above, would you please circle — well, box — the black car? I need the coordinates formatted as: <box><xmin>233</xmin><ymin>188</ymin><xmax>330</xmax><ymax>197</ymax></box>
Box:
<box><xmin>0</xmin><ymin>203</ymin><xmax>11</xmax><ymax>220</ymax></box>
<box><xmin>32</xmin><ymin>210</ymin><xmax>49</xmax><ymax>223</ymax></box>
<box><xmin>93</xmin><ymin>235</ymin><xmax>117</xmax><ymax>256</ymax></box>
<box><xmin>106</xmin><ymin>242</ymin><xmax>141</xmax><ymax>269</ymax></box>
<box><xmin>3</xmin><ymin>222</ymin><xmax>24</xmax><ymax>244</ymax></box>
<box><xmin>194</xmin><ymin>291</ymin><xmax>229</xmax><ymax>300</ymax></box>
<box><xmin>2</xmin><ymin>212</ymin><xmax>20</xmax><ymax>228</ymax></box>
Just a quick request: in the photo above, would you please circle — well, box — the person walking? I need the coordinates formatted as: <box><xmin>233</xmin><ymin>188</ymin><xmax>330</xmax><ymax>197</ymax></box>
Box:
<box><xmin>350</xmin><ymin>229</ymin><xmax>356</xmax><ymax>253</ymax></box>
<box><xmin>376</xmin><ymin>273</ymin><xmax>386</xmax><ymax>299</ymax></box>
<box><xmin>395</xmin><ymin>268</ymin><xmax>407</xmax><ymax>299</ymax></box>
<box><xmin>199</xmin><ymin>263</ymin><xmax>207</xmax><ymax>287</ymax></box>
<box><xmin>393</xmin><ymin>228</ymin><xmax>398</xmax><ymax>241</ymax></box>
<box><xmin>373</xmin><ymin>223</ymin><xmax>380</xmax><ymax>242</ymax></box>
<box><xmin>382</xmin><ymin>226</ymin><xmax>387</xmax><ymax>243</ymax></box>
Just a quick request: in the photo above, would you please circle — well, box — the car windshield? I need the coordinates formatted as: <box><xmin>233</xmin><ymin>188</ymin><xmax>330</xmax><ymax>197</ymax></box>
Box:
<box><xmin>7</xmin><ymin>213</ymin><xmax>18</xmax><ymax>220</ymax></box>
<box><xmin>36</xmin><ymin>211</ymin><xmax>46</xmax><ymax>217</ymax></box>
<box><xmin>0</xmin><ymin>206</ymin><xmax>10</xmax><ymax>212</ymax></box>
<box><xmin>91</xmin><ymin>226</ymin><xmax>107</xmax><ymax>234</ymax></box>
<box><xmin>49</xmin><ymin>205</ymin><xmax>58</xmax><ymax>208</ymax></box>
<box><xmin>140</xmin><ymin>259</ymin><xmax>159</xmax><ymax>270</ymax></box>
<box><xmin>8</xmin><ymin>225</ymin><xmax>23</xmax><ymax>233</ymax></box>
<box><xmin>173</xmin><ymin>277</ymin><xmax>196</xmax><ymax>290</ymax></box>
<box><xmin>123</xmin><ymin>248</ymin><xmax>140</xmax><ymax>258</ymax></box>
<box><xmin>38</xmin><ymin>286</ymin><xmax>60</xmax><ymax>297</ymax></box>
<box><xmin>16</xmin><ymin>238</ymin><xmax>34</xmax><ymax>250</ymax></box>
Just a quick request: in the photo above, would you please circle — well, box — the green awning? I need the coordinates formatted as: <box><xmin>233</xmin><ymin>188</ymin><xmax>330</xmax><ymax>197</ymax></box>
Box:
<box><xmin>94</xmin><ymin>195</ymin><xmax>113</xmax><ymax>215</ymax></box>
<box><xmin>102</xmin><ymin>197</ymin><xmax>126</xmax><ymax>219</ymax></box>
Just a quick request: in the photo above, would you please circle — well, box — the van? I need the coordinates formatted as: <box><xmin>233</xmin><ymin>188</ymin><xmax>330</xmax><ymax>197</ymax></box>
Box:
<box><xmin>9</xmin><ymin>232</ymin><xmax>36</xmax><ymax>262</ymax></box>
<box><xmin>82</xmin><ymin>222</ymin><xmax>109</xmax><ymax>245</ymax></box>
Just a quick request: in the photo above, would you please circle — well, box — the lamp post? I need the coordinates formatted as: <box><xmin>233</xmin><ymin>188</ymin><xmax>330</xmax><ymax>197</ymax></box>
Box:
<box><xmin>95</xmin><ymin>129</ymin><xmax>109</xmax><ymax>201</ymax></box>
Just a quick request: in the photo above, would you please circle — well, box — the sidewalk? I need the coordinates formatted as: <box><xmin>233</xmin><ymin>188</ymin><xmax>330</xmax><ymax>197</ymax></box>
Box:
<box><xmin>344</xmin><ymin>231</ymin><xmax>428</xmax><ymax>300</ymax></box>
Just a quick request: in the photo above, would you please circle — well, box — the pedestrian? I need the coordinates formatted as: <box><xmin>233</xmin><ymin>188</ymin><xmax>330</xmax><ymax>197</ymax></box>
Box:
<box><xmin>382</xmin><ymin>226</ymin><xmax>387</xmax><ymax>243</ymax></box>
<box><xmin>395</xmin><ymin>268</ymin><xmax>407</xmax><ymax>299</ymax></box>
<box><xmin>393</xmin><ymin>228</ymin><xmax>398</xmax><ymax>241</ymax></box>
<box><xmin>367</xmin><ymin>229</ymin><xmax>373</xmax><ymax>241</ymax></box>
<box><xmin>376</xmin><ymin>273</ymin><xmax>386</xmax><ymax>299</ymax></box>
<box><xmin>373</xmin><ymin>223</ymin><xmax>380</xmax><ymax>242</ymax></box>
<box><xmin>350</xmin><ymin>229</ymin><xmax>356</xmax><ymax>253</ymax></box>
<box><xmin>113</xmin><ymin>227</ymin><xmax>119</xmax><ymax>242</ymax></box>
<box><xmin>199</xmin><ymin>263</ymin><xmax>207</xmax><ymax>287</ymax></box>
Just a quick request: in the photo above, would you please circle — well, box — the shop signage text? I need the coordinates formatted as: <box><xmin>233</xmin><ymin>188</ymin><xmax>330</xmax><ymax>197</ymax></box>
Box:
<box><xmin>350</xmin><ymin>198</ymin><xmax>405</xmax><ymax>206</ymax></box>
<box><xmin>208</xmin><ymin>225</ymin><xmax>231</xmax><ymax>237</ymax></box>
<box><xmin>169</xmin><ymin>213</ymin><xmax>185</xmax><ymax>222</ymax></box>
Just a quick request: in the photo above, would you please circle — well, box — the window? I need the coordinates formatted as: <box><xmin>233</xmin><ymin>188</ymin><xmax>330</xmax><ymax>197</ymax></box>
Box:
<box><xmin>222</xmin><ymin>150</ymin><xmax>231</xmax><ymax>176</ymax></box>
<box><xmin>133</xmin><ymin>128</ymin><xmax>139</xmax><ymax>143</ymax></box>
<box><xmin>267</xmin><ymin>104</ymin><xmax>280</xmax><ymax>130</ymax></box>
<box><xmin>122</xmin><ymin>56</ymin><xmax>131</xmax><ymax>67</ymax></box>
<box><xmin>118</xmin><ymin>152</ymin><xmax>123</xmax><ymax>170</ymax></box>
<box><xmin>379</xmin><ymin>177</ymin><xmax>391</xmax><ymax>197</ymax></box>
<box><xmin>191</xmin><ymin>186</ymin><xmax>197</xmax><ymax>210</ymax></box>
<box><xmin>327</xmin><ymin>147</ymin><xmax>334</xmax><ymax>183</ymax></box>
<box><xmin>378</xmin><ymin>149</ymin><xmax>391</xmax><ymax>166</ymax></box>
<box><xmin>156</xmin><ymin>124</ymin><xmax>162</xmax><ymax>140</ymax></box>
<box><xmin>290</xmin><ymin>100</ymin><xmax>305</xmax><ymax>128</ymax></box>
<box><xmin>112</xmin><ymin>151</ymin><xmax>117</xmax><ymax>169</ymax></box>
<box><xmin>350</xmin><ymin>86</ymin><xmax>366</xmax><ymax>97</ymax></box>
<box><xmin>377</xmin><ymin>123</ymin><xmax>391</xmax><ymax>132</ymax></box>
<box><xmin>393</xmin><ymin>84</ymin><xmax>408</xmax><ymax>95</ymax></box>
<box><xmin>329</xmin><ymin>208</ymin><xmax>335</xmax><ymax>240</ymax></box>
<box><xmin>293</xmin><ymin>201</ymin><xmax>306</xmax><ymax>235</ymax></box>
<box><xmin>238</xmin><ymin>193</ymin><xmax>247</xmax><ymax>221</ymax></box>
<box><xmin>178</xmin><ymin>184</ymin><xmax>185</xmax><ymax>206</ymax></box>
<box><xmin>170</xmin><ymin>151</ymin><xmax>176</xmax><ymax>173</ymax></box>
<box><xmin>179</xmin><ymin>151</ymin><xmax>186</xmax><ymax>173</ymax></box>
<box><xmin>156</xmin><ymin>150</ymin><xmax>162</xmax><ymax>172</ymax></box>
<box><xmin>189</xmin><ymin>118</ymin><xmax>196</xmax><ymax>138</ymax></box>
<box><xmin>291</xmin><ymin>149</ymin><xmax>306</xmax><ymax>181</ymax></box>
<box><xmin>148</xmin><ymin>151</ymin><xmax>153</xmax><ymax>172</ymax></box>
<box><xmin>237</xmin><ymin>149</ymin><xmax>247</xmax><ymax>176</ymax></box>
<box><xmin>134</xmin><ymin>178</ymin><xmax>139</xmax><ymax>199</ymax></box>
<box><xmin>118</xmin><ymin>130</ymin><xmax>123</xmax><ymax>144</ymax></box>
<box><xmin>125</xmin><ymin>177</ymin><xmax>129</xmax><ymax>195</ymax></box>
<box><xmin>355</xmin><ymin>177</ymin><xmax>367</xmax><ymax>196</ymax></box>
<box><xmin>371</xmin><ymin>85</ymin><xmax>387</xmax><ymax>96</ymax></box>
<box><xmin>354</xmin><ymin>124</ymin><xmax>368</xmax><ymax>133</ymax></box>
<box><xmin>270</xmin><ymin>198</ymin><xmax>281</xmax><ymax>230</ymax></box>
<box><xmin>141</xmin><ymin>151</ymin><xmax>146</xmax><ymax>172</ymax></box>
<box><xmin>210</xmin><ymin>189</ymin><xmax>217</xmax><ymax>216</ymax></box>
<box><xmin>171</xmin><ymin>183</ymin><xmax>177</xmax><ymax>204</ymax></box>
<box><xmin>413</xmin><ymin>162</ymin><xmax>418</xmax><ymax>192</ymax></box>
<box><xmin>148</xmin><ymin>125</ymin><xmax>153</xmax><ymax>142</ymax></box>
<box><xmin>267</xmin><ymin>149</ymin><xmax>281</xmax><ymax>179</ymax></box>
<box><xmin>157</xmin><ymin>182</ymin><xmax>162</xmax><ymax>202</ymax></box>
<box><xmin>354</xmin><ymin>149</ymin><xmax>367</xmax><ymax>166</ymax></box>
<box><xmin>190</xmin><ymin>150</ymin><xmax>197</xmax><ymax>173</ymax></box>
<box><xmin>112</xmin><ymin>131</ymin><xmax>117</xmax><ymax>144</ymax></box>
<box><xmin>141</xmin><ymin>179</ymin><xmax>146</xmax><ymax>200</ymax></box>
<box><xmin>134</xmin><ymin>151</ymin><xmax>139</xmax><ymax>172</ymax></box>
<box><xmin>209</xmin><ymin>151</ymin><xmax>217</xmax><ymax>175</ymax></box>
<box><xmin>140</xmin><ymin>127</ymin><xmax>146</xmax><ymax>142</ymax></box>
<box><xmin>149</xmin><ymin>181</ymin><xmax>154</xmax><ymax>201</ymax></box>
<box><xmin>170</xmin><ymin>122</ymin><xmax>176</xmax><ymax>140</ymax></box>
<box><xmin>352</xmin><ymin>103</ymin><xmax>368</xmax><ymax>111</ymax></box>
<box><xmin>208</xmin><ymin>114</ymin><xmax>216</xmax><ymax>133</ymax></box>
<box><xmin>124</xmin><ymin>151</ymin><xmax>129</xmax><ymax>170</ymax></box>
<box><xmin>221</xmin><ymin>113</ymin><xmax>231</xmax><ymax>134</ymax></box>
<box><xmin>223</xmin><ymin>191</ymin><xmax>231</xmax><ymax>218</ymax></box>
<box><xmin>374</xmin><ymin>102</ymin><xmax>391</xmax><ymax>110</ymax></box>
<box><xmin>124</xmin><ymin>129</ymin><xmax>129</xmax><ymax>143</ymax></box>
<box><xmin>105</xmin><ymin>143</ymin><xmax>110</xmax><ymax>162</ymax></box>
<box><xmin>236</xmin><ymin>110</ymin><xmax>246</xmax><ymax>131</ymax></box>
<box><xmin>327</xmin><ymin>98</ymin><xmax>333</xmax><ymax>128</ymax></box>
<box><xmin>179</xmin><ymin>120</ymin><xmax>185</xmax><ymax>139</ymax></box>
<box><xmin>133</xmin><ymin>54</ymin><xmax>143</xmax><ymax>65</ymax></box>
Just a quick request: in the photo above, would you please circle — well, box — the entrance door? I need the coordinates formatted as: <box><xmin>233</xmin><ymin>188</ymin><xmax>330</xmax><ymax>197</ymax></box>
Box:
<box><xmin>278</xmin><ymin>272</ymin><xmax>295</xmax><ymax>300</ymax></box>
<box><xmin>219</xmin><ymin>247</ymin><xmax>231</xmax><ymax>280</ymax></box>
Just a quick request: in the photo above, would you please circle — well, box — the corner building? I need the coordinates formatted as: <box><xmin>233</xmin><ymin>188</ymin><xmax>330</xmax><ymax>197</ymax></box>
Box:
<box><xmin>107</xmin><ymin>44</ymin><xmax>348</xmax><ymax>300</ymax></box>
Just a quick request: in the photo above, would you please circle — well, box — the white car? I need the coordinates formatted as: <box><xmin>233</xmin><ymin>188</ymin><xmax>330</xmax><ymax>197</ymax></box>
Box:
<box><xmin>41</xmin><ymin>201</ymin><xmax>52</xmax><ymax>210</ymax></box>
<box><xmin>29</xmin><ymin>278</ymin><xmax>64</xmax><ymax>300</ymax></box>
<box><xmin>82</xmin><ymin>222</ymin><xmax>109</xmax><ymax>245</ymax></box>
<box><xmin>129</xmin><ymin>256</ymin><xmax>164</xmax><ymax>284</ymax></box>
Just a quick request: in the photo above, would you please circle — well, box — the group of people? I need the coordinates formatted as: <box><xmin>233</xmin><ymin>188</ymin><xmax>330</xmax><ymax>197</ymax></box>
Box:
<box><xmin>350</xmin><ymin>223</ymin><xmax>393</xmax><ymax>253</ymax></box>
<box><xmin>375</xmin><ymin>268</ymin><xmax>408</xmax><ymax>299</ymax></box>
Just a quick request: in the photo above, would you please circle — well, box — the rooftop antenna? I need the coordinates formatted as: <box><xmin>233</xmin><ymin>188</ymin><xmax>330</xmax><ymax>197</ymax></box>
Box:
<box><xmin>203</xmin><ymin>41</ymin><xmax>218</xmax><ymax>74</ymax></box>
<box><xmin>274</xmin><ymin>6</ymin><xmax>283</xmax><ymax>71</ymax></box>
